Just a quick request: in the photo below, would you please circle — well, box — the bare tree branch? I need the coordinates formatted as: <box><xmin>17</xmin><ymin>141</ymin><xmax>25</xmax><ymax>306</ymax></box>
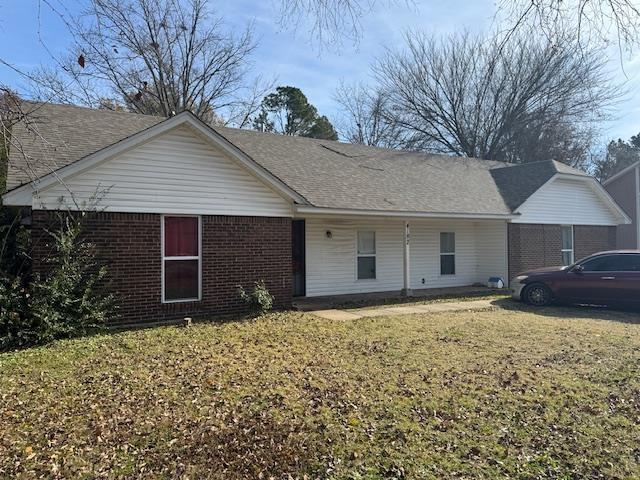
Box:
<box><xmin>276</xmin><ymin>0</ymin><xmax>412</xmax><ymax>49</ymax></box>
<box><xmin>497</xmin><ymin>0</ymin><xmax>640</xmax><ymax>54</ymax></box>
<box><xmin>333</xmin><ymin>81</ymin><xmax>408</xmax><ymax>148</ymax></box>
<box><xmin>30</xmin><ymin>0</ymin><xmax>259</xmax><ymax>123</ymax></box>
<box><xmin>373</xmin><ymin>30</ymin><xmax>623</xmax><ymax>167</ymax></box>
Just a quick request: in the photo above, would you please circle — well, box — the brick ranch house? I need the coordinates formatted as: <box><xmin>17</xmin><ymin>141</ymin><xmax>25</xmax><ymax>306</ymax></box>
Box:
<box><xmin>2</xmin><ymin>102</ymin><xmax>630</xmax><ymax>325</ymax></box>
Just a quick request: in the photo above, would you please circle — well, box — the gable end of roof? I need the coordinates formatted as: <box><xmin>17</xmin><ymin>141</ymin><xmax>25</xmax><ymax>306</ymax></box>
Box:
<box><xmin>3</xmin><ymin>109</ymin><xmax>308</xmax><ymax>206</ymax></box>
<box><xmin>490</xmin><ymin>160</ymin><xmax>589</xmax><ymax>211</ymax></box>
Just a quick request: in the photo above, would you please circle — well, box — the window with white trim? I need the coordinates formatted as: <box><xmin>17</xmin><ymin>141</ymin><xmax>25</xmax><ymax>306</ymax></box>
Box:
<box><xmin>162</xmin><ymin>216</ymin><xmax>201</xmax><ymax>302</ymax></box>
<box><xmin>440</xmin><ymin>232</ymin><xmax>456</xmax><ymax>275</ymax></box>
<box><xmin>357</xmin><ymin>231</ymin><xmax>376</xmax><ymax>280</ymax></box>
<box><xmin>561</xmin><ymin>225</ymin><xmax>574</xmax><ymax>266</ymax></box>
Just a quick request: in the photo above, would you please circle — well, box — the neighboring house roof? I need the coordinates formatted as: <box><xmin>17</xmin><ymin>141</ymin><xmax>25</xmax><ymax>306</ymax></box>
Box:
<box><xmin>602</xmin><ymin>161</ymin><xmax>640</xmax><ymax>186</ymax></box>
<box><xmin>1</xmin><ymin>101</ymin><xmax>599</xmax><ymax>218</ymax></box>
<box><xmin>490</xmin><ymin>160</ymin><xmax>589</xmax><ymax>211</ymax></box>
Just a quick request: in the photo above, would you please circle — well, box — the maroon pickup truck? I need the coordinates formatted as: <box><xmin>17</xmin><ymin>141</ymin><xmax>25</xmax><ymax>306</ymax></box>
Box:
<box><xmin>512</xmin><ymin>250</ymin><xmax>640</xmax><ymax>307</ymax></box>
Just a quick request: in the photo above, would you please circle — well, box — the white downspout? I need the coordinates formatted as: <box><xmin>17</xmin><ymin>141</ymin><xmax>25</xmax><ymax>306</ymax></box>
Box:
<box><xmin>504</xmin><ymin>220</ymin><xmax>510</xmax><ymax>287</ymax></box>
<box><xmin>402</xmin><ymin>220</ymin><xmax>412</xmax><ymax>296</ymax></box>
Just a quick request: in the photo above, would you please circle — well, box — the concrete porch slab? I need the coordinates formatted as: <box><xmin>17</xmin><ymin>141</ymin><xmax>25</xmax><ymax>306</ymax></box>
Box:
<box><xmin>310</xmin><ymin>298</ymin><xmax>499</xmax><ymax>320</ymax></box>
<box><xmin>294</xmin><ymin>285</ymin><xmax>500</xmax><ymax>311</ymax></box>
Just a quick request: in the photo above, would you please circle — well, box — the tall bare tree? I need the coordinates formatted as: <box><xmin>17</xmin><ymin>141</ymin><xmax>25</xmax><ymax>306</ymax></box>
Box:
<box><xmin>373</xmin><ymin>31</ymin><xmax>621</xmax><ymax>166</ymax></box>
<box><xmin>0</xmin><ymin>91</ymin><xmax>19</xmax><ymax>195</ymax></box>
<box><xmin>276</xmin><ymin>0</ymin><xmax>377</xmax><ymax>47</ymax></box>
<box><xmin>498</xmin><ymin>0</ymin><xmax>640</xmax><ymax>52</ymax></box>
<box><xmin>276</xmin><ymin>0</ymin><xmax>640</xmax><ymax>51</ymax></box>
<box><xmin>333</xmin><ymin>81</ymin><xmax>406</xmax><ymax>148</ymax></box>
<box><xmin>33</xmin><ymin>0</ymin><xmax>259</xmax><ymax>123</ymax></box>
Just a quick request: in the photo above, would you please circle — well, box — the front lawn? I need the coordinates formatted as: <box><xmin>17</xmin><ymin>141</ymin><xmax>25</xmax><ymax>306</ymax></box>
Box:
<box><xmin>1</xmin><ymin>304</ymin><xmax>639</xmax><ymax>479</ymax></box>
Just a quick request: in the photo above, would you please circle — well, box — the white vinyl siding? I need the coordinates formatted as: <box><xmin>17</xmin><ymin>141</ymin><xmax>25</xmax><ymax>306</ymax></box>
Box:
<box><xmin>34</xmin><ymin>126</ymin><xmax>293</xmax><ymax>217</ymax></box>
<box><xmin>514</xmin><ymin>177</ymin><xmax>620</xmax><ymax>226</ymax></box>
<box><xmin>474</xmin><ymin>221</ymin><xmax>509</xmax><ymax>284</ymax></box>
<box><xmin>410</xmin><ymin>221</ymin><xmax>479</xmax><ymax>288</ymax></box>
<box><xmin>306</xmin><ymin>218</ymin><xmax>404</xmax><ymax>296</ymax></box>
<box><xmin>304</xmin><ymin>217</ymin><xmax>508</xmax><ymax>297</ymax></box>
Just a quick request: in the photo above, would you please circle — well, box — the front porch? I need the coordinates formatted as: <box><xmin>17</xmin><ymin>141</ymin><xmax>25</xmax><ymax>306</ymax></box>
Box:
<box><xmin>292</xmin><ymin>215</ymin><xmax>509</xmax><ymax>302</ymax></box>
<box><xmin>293</xmin><ymin>285</ymin><xmax>500</xmax><ymax>311</ymax></box>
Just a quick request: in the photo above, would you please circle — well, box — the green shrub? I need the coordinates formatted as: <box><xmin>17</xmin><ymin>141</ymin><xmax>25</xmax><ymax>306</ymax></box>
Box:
<box><xmin>237</xmin><ymin>280</ymin><xmax>274</xmax><ymax>317</ymax></box>
<box><xmin>0</xmin><ymin>215</ymin><xmax>116</xmax><ymax>351</ymax></box>
<box><xmin>0</xmin><ymin>207</ymin><xmax>31</xmax><ymax>278</ymax></box>
<box><xmin>0</xmin><ymin>275</ymin><xmax>31</xmax><ymax>350</ymax></box>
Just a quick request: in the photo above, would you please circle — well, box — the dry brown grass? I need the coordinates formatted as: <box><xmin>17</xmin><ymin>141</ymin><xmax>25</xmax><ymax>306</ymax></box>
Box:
<box><xmin>1</xmin><ymin>303</ymin><xmax>639</xmax><ymax>479</ymax></box>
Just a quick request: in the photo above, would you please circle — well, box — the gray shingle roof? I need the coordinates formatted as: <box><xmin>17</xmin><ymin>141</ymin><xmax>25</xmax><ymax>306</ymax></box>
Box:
<box><xmin>6</xmin><ymin>102</ymin><xmax>162</xmax><ymax>189</ymax></box>
<box><xmin>214</xmin><ymin>127</ymin><xmax>511</xmax><ymax>215</ymax></box>
<box><xmin>5</xmin><ymin>102</ymin><xmax>587</xmax><ymax>216</ymax></box>
<box><xmin>490</xmin><ymin>160</ymin><xmax>589</xmax><ymax>211</ymax></box>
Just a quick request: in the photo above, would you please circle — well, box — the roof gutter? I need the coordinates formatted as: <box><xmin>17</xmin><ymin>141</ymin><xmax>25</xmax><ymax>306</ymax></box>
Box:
<box><xmin>294</xmin><ymin>205</ymin><xmax>519</xmax><ymax>220</ymax></box>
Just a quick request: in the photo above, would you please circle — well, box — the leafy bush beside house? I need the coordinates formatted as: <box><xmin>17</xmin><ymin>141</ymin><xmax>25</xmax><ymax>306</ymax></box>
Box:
<box><xmin>238</xmin><ymin>280</ymin><xmax>275</xmax><ymax>317</ymax></box>
<box><xmin>0</xmin><ymin>207</ymin><xmax>31</xmax><ymax>280</ymax></box>
<box><xmin>0</xmin><ymin>214</ymin><xmax>116</xmax><ymax>351</ymax></box>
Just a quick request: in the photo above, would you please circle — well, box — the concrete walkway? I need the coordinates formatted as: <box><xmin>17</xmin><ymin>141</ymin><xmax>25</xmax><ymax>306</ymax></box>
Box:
<box><xmin>294</xmin><ymin>286</ymin><xmax>495</xmax><ymax>311</ymax></box>
<box><xmin>311</xmin><ymin>298</ymin><xmax>497</xmax><ymax>321</ymax></box>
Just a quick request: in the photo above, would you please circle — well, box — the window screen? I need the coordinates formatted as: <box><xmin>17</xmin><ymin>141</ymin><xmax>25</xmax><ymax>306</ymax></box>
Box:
<box><xmin>163</xmin><ymin>216</ymin><xmax>200</xmax><ymax>302</ymax></box>
<box><xmin>357</xmin><ymin>231</ymin><xmax>376</xmax><ymax>279</ymax></box>
<box><xmin>561</xmin><ymin>226</ymin><xmax>574</xmax><ymax>266</ymax></box>
<box><xmin>440</xmin><ymin>232</ymin><xmax>455</xmax><ymax>275</ymax></box>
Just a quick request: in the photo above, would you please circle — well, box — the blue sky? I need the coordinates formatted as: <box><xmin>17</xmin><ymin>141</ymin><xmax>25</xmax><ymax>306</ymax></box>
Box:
<box><xmin>2</xmin><ymin>0</ymin><xmax>640</xmax><ymax>145</ymax></box>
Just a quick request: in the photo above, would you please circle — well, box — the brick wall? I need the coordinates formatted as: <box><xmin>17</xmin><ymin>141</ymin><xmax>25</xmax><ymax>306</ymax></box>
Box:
<box><xmin>31</xmin><ymin>211</ymin><xmax>292</xmax><ymax>326</ymax></box>
<box><xmin>508</xmin><ymin>223</ymin><xmax>616</xmax><ymax>279</ymax></box>
<box><xmin>508</xmin><ymin>224</ymin><xmax>562</xmax><ymax>279</ymax></box>
<box><xmin>574</xmin><ymin>225</ymin><xmax>617</xmax><ymax>261</ymax></box>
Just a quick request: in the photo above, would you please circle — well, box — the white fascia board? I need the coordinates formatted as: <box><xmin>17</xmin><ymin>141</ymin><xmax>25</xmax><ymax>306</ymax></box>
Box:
<box><xmin>578</xmin><ymin>175</ymin><xmax>632</xmax><ymax>225</ymax></box>
<box><xmin>1</xmin><ymin>185</ymin><xmax>33</xmax><ymax>206</ymax></box>
<box><xmin>294</xmin><ymin>205</ymin><xmax>518</xmax><ymax>220</ymax></box>
<box><xmin>602</xmin><ymin>161</ymin><xmax>640</xmax><ymax>186</ymax></box>
<box><xmin>1</xmin><ymin>111</ymin><xmax>307</xmax><ymax>207</ymax></box>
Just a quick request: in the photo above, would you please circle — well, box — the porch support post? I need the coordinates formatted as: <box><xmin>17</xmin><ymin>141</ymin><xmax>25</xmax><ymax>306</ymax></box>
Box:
<box><xmin>402</xmin><ymin>220</ymin><xmax>412</xmax><ymax>296</ymax></box>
